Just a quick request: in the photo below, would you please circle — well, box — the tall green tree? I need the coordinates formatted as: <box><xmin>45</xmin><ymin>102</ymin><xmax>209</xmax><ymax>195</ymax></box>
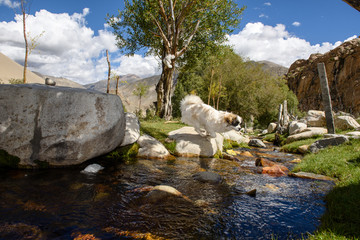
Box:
<box><xmin>107</xmin><ymin>0</ymin><xmax>245</xmax><ymax>120</ymax></box>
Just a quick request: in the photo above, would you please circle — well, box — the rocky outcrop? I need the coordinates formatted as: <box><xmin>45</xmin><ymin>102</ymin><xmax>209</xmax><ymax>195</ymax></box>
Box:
<box><xmin>286</xmin><ymin>38</ymin><xmax>360</xmax><ymax>116</ymax></box>
<box><xmin>0</xmin><ymin>84</ymin><xmax>125</xmax><ymax>167</ymax></box>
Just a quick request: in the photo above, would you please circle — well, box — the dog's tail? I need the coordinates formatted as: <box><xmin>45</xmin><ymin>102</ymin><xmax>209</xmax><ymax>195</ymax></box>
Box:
<box><xmin>180</xmin><ymin>95</ymin><xmax>204</xmax><ymax>111</ymax></box>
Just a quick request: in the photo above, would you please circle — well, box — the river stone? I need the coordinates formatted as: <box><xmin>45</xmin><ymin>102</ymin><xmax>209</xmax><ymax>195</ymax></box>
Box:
<box><xmin>193</xmin><ymin>171</ymin><xmax>222</xmax><ymax>184</ymax></box>
<box><xmin>221</xmin><ymin>130</ymin><xmax>250</xmax><ymax>144</ymax></box>
<box><xmin>345</xmin><ymin>131</ymin><xmax>360</xmax><ymax>139</ymax></box>
<box><xmin>119</xmin><ymin>113</ymin><xmax>140</xmax><ymax>146</ymax></box>
<box><xmin>248</xmin><ymin>139</ymin><xmax>266</xmax><ymax>148</ymax></box>
<box><xmin>288</xmin><ymin>121</ymin><xmax>307</xmax><ymax>135</ymax></box>
<box><xmin>0</xmin><ymin>84</ymin><xmax>125</xmax><ymax>166</ymax></box>
<box><xmin>304</xmin><ymin>110</ymin><xmax>326</xmax><ymax>127</ymax></box>
<box><xmin>81</xmin><ymin>163</ymin><xmax>104</xmax><ymax>174</ymax></box>
<box><xmin>267</xmin><ymin>123</ymin><xmax>277</xmax><ymax>134</ymax></box>
<box><xmin>137</xmin><ymin>134</ymin><xmax>171</xmax><ymax>159</ymax></box>
<box><xmin>309</xmin><ymin>136</ymin><xmax>349</xmax><ymax>153</ymax></box>
<box><xmin>168</xmin><ymin>127</ymin><xmax>223</xmax><ymax>157</ymax></box>
<box><xmin>144</xmin><ymin>185</ymin><xmax>186</xmax><ymax>203</ymax></box>
<box><xmin>289</xmin><ymin>172</ymin><xmax>334</xmax><ymax>181</ymax></box>
<box><xmin>286</xmin><ymin>127</ymin><xmax>328</xmax><ymax>143</ymax></box>
<box><xmin>334</xmin><ymin>115</ymin><xmax>360</xmax><ymax>130</ymax></box>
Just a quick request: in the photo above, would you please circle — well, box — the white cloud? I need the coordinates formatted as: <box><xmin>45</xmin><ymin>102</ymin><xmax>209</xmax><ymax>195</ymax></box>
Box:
<box><xmin>226</xmin><ymin>22</ymin><xmax>353</xmax><ymax>67</ymax></box>
<box><xmin>292</xmin><ymin>21</ymin><xmax>301</xmax><ymax>27</ymax></box>
<box><xmin>259</xmin><ymin>14</ymin><xmax>268</xmax><ymax>18</ymax></box>
<box><xmin>264</xmin><ymin>2</ymin><xmax>271</xmax><ymax>6</ymax></box>
<box><xmin>0</xmin><ymin>0</ymin><xmax>19</xmax><ymax>8</ymax></box>
<box><xmin>0</xmin><ymin>8</ymin><xmax>160</xmax><ymax>84</ymax></box>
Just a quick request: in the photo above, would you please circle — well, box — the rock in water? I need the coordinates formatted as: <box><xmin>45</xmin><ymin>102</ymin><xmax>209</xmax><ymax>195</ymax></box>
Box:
<box><xmin>0</xmin><ymin>84</ymin><xmax>126</xmax><ymax>167</ymax></box>
<box><xmin>81</xmin><ymin>163</ymin><xmax>104</xmax><ymax>174</ymax></box>
<box><xmin>193</xmin><ymin>171</ymin><xmax>222</xmax><ymax>184</ymax></box>
<box><xmin>248</xmin><ymin>139</ymin><xmax>266</xmax><ymax>148</ymax></box>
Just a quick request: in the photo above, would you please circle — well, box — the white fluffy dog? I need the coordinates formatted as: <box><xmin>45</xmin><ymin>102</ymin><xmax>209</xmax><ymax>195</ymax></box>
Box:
<box><xmin>180</xmin><ymin>95</ymin><xmax>242</xmax><ymax>138</ymax></box>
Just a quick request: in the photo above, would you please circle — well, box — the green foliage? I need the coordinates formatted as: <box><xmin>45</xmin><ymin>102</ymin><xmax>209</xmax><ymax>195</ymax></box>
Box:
<box><xmin>173</xmin><ymin>47</ymin><xmax>298</xmax><ymax>127</ymax></box>
<box><xmin>293</xmin><ymin>138</ymin><xmax>360</xmax><ymax>238</ymax></box>
<box><xmin>8</xmin><ymin>78</ymin><xmax>23</xmax><ymax>84</ymax></box>
<box><xmin>107</xmin><ymin>143</ymin><xmax>139</xmax><ymax>164</ymax></box>
<box><xmin>107</xmin><ymin>0</ymin><xmax>245</xmax><ymax>59</ymax></box>
<box><xmin>223</xmin><ymin>139</ymin><xmax>242</xmax><ymax>151</ymax></box>
<box><xmin>0</xmin><ymin>149</ymin><xmax>20</xmax><ymax>168</ymax></box>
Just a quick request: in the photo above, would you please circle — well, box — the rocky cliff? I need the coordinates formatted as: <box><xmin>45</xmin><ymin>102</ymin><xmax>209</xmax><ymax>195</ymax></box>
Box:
<box><xmin>286</xmin><ymin>38</ymin><xmax>360</xmax><ymax>116</ymax></box>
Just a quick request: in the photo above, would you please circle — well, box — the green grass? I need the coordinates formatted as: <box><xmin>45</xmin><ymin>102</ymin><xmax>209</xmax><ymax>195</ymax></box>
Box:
<box><xmin>140</xmin><ymin>119</ymin><xmax>186</xmax><ymax>154</ymax></box>
<box><xmin>281</xmin><ymin>137</ymin><xmax>322</xmax><ymax>154</ymax></box>
<box><xmin>292</xmin><ymin>138</ymin><xmax>360</xmax><ymax>239</ymax></box>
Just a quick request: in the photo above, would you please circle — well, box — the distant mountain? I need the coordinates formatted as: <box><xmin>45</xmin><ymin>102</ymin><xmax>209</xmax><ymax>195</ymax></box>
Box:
<box><xmin>245</xmin><ymin>60</ymin><xmax>288</xmax><ymax>77</ymax></box>
<box><xmin>84</xmin><ymin>74</ymin><xmax>141</xmax><ymax>92</ymax></box>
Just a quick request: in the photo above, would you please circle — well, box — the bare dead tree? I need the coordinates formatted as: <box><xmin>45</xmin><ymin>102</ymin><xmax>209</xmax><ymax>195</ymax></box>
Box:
<box><xmin>106</xmin><ymin>49</ymin><xmax>111</xmax><ymax>93</ymax></box>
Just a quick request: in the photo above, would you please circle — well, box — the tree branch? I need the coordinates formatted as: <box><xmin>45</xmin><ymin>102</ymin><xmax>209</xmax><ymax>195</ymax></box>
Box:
<box><xmin>176</xmin><ymin>19</ymin><xmax>200</xmax><ymax>57</ymax></box>
<box><xmin>149</xmin><ymin>12</ymin><xmax>171</xmax><ymax>52</ymax></box>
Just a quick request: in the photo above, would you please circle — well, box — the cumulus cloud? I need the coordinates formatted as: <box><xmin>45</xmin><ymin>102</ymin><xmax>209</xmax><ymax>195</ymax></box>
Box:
<box><xmin>264</xmin><ymin>2</ymin><xmax>271</xmax><ymax>6</ymax></box>
<box><xmin>0</xmin><ymin>9</ymin><xmax>160</xmax><ymax>84</ymax></box>
<box><xmin>292</xmin><ymin>21</ymin><xmax>301</xmax><ymax>27</ymax></box>
<box><xmin>226</xmin><ymin>22</ymin><xmax>353</xmax><ymax>67</ymax></box>
<box><xmin>0</xmin><ymin>0</ymin><xmax>19</xmax><ymax>8</ymax></box>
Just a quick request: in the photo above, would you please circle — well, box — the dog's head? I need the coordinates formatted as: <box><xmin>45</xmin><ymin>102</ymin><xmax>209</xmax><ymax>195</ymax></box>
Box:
<box><xmin>224</xmin><ymin>113</ymin><xmax>242</xmax><ymax>131</ymax></box>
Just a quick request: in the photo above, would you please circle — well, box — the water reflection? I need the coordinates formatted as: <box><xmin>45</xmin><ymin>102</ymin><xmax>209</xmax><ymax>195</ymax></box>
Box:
<box><xmin>0</xmin><ymin>146</ymin><xmax>333</xmax><ymax>239</ymax></box>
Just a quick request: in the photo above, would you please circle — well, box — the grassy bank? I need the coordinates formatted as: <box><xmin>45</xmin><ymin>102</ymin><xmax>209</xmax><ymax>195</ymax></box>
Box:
<box><xmin>140</xmin><ymin>119</ymin><xmax>186</xmax><ymax>154</ymax></box>
<box><xmin>291</xmin><ymin>138</ymin><xmax>360</xmax><ymax>239</ymax></box>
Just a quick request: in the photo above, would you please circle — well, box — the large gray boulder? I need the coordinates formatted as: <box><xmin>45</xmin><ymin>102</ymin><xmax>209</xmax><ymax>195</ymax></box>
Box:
<box><xmin>168</xmin><ymin>127</ymin><xmax>223</xmax><ymax>157</ymax></box>
<box><xmin>0</xmin><ymin>84</ymin><xmax>125</xmax><ymax>167</ymax></box>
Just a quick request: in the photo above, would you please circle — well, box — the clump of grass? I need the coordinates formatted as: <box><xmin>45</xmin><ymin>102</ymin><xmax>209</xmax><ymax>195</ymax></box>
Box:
<box><xmin>293</xmin><ymin>138</ymin><xmax>360</xmax><ymax>238</ymax></box>
<box><xmin>140</xmin><ymin>119</ymin><xmax>185</xmax><ymax>155</ymax></box>
<box><xmin>0</xmin><ymin>149</ymin><xmax>20</xmax><ymax>168</ymax></box>
<box><xmin>140</xmin><ymin>119</ymin><xmax>185</xmax><ymax>144</ymax></box>
<box><xmin>281</xmin><ymin>137</ymin><xmax>322</xmax><ymax>154</ymax></box>
<box><xmin>106</xmin><ymin>143</ymin><xmax>139</xmax><ymax>164</ymax></box>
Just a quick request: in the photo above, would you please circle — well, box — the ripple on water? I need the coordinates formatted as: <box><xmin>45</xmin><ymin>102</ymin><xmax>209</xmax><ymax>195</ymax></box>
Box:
<box><xmin>0</xmin><ymin>146</ymin><xmax>333</xmax><ymax>239</ymax></box>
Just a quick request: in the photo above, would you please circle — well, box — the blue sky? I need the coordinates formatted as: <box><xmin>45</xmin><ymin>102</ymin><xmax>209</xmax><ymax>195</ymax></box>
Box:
<box><xmin>0</xmin><ymin>0</ymin><xmax>359</xmax><ymax>84</ymax></box>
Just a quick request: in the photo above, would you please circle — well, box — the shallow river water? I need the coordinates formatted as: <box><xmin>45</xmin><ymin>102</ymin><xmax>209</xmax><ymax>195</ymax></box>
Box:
<box><xmin>0</xmin><ymin>144</ymin><xmax>334</xmax><ymax>239</ymax></box>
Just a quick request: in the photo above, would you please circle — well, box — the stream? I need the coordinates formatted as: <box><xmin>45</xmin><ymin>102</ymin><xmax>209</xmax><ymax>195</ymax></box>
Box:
<box><xmin>0</xmin><ymin>143</ymin><xmax>334</xmax><ymax>239</ymax></box>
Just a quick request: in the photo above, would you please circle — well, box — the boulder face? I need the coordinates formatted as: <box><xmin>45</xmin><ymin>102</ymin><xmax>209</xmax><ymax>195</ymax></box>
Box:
<box><xmin>0</xmin><ymin>84</ymin><xmax>125</xmax><ymax>167</ymax></box>
<box><xmin>286</xmin><ymin>38</ymin><xmax>360</xmax><ymax>116</ymax></box>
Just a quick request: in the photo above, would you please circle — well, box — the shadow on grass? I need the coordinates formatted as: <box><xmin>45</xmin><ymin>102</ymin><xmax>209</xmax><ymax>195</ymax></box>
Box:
<box><xmin>319</xmin><ymin>181</ymin><xmax>360</xmax><ymax>238</ymax></box>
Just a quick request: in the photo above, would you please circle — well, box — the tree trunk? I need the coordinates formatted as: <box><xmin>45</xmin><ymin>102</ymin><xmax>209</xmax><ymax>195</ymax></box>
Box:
<box><xmin>208</xmin><ymin>67</ymin><xmax>215</xmax><ymax>105</ymax></box>
<box><xmin>106</xmin><ymin>50</ymin><xmax>111</xmax><ymax>94</ymax></box>
<box><xmin>22</xmin><ymin>11</ymin><xmax>28</xmax><ymax>84</ymax></box>
<box><xmin>156</xmin><ymin>64</ymin><xmax>175</xmax><ymax>120</ymax></box>
<box><xmin>116</xmin><ymin>76</ymin><xmax>119</xmax><ymax>95</ymax></box>
<box><xmin>216</xmin><ymin>74</ymin><xmax>222</xmax><ymax>110</ymax></box>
